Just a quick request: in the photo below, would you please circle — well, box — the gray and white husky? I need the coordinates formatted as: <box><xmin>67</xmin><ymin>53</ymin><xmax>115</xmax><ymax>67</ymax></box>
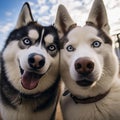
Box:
<box><xmin>55</xmin><ymin>0</ymin><xmax>120</xmax><ymax>120</ymax></box>
<box><xmin>0</xmin><ymin>3</ymin><xmax>61</xmax><ymax>120</ymax></box>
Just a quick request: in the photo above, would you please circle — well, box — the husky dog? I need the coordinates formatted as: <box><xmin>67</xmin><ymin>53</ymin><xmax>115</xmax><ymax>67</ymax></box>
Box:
<box><xmin>54</xmin><ymin>0</ymin><xmax>120</xmax><ymax>120</ymax></box>
<box><xmin>0</xmin><ymin>3</ymin><xmax>62</xmax><ymax>120</ymax></box>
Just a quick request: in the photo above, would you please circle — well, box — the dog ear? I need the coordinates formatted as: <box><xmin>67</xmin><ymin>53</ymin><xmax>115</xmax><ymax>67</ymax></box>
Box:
<box><xmin>16</xmin><ymin>2</ymin><xmax>34</xmax><ymax>28</ymax></box>
<box><xmin>54</xmin><ymin>5</ymin><xmax>76</xmax><ymax>38</ymax></box>
<box><xmin>86</xmin><ymin>0</ymin><xmax>110</xmax><ymax>33</ymax></box>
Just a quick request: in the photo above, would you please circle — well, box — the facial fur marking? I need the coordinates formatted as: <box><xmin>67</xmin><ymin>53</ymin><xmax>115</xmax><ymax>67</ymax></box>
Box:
<box><xmin>28</xmin><ymin>29</ymin><xmax>39</xmax><ymax>40</ymax></box>
<box><xmin>44</xmin><ymin>34</ymin><xmax>54</xmax><ymax>46</ymax></box>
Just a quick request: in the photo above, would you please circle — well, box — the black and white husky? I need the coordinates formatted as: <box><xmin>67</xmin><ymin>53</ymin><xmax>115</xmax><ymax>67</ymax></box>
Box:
<box><xmin>0</xmin><ymin>3</ymin><xmax>61</xmax><ymax>120</ymax></box>
<box><xmin>55</xmin><ymin>0</ymin><xmax>120</xmax><ymax>120</ymax></box>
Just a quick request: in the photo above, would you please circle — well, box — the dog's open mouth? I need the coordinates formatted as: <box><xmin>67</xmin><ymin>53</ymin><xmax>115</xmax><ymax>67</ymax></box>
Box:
<box><xmin>21</xmin><ymin>71</ymin><xmax>44</xmax><ymax>90</ymax></box>
<box><xmin>76</xmin><ymin>79</ymin><xmax>93</xmax><ymax>87</ymax></box>
<box><xmin>20</xmin><ymin>67</ymin><xmax>44</xmax><ymax>90</ymax></box>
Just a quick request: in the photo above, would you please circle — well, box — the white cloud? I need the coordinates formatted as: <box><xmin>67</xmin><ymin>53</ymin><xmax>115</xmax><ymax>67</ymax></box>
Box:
<box><xmin>0</xmin><ymin>22</ymin><xmax>14</xmax><ymax>50</ymax></box>
<box><xmin>39</xmin><ymin>5</ymin><xmax>49</xmax><ymax>14</ymax></box>
<box><xmin>37</xmin><ymin>0</ymin><xmax>46</xmax><ymax>5</ymax></box>
<box><xmin>28</xmin><ymin>1</ymin><xmax>35</xmax><ymax>6</ymax></box>
<box><xmin>38</xmin><ymin>15</ymin><xmax>52</xmax><ymax>25</ymax></box>
<box><xmin>0</xmin><ymin>23</ymin><xmax>14</xmax><ymax>34</ymax></box>
<box><xmin>49</xmin><ymin>4</ymin><xmax>58</xmax><ymax>22</ymax></box>
<box><xmin>49</xmin><ymin>0</ymin><xmax>57</xmax><ymax>4</ymax></box>
<box><xmin>5</xmin><ymin>12</ymin><xmax>12</xmax><ymax>17</ymax></box>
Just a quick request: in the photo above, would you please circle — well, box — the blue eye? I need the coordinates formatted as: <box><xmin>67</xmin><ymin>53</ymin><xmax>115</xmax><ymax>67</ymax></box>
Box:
<box><xmin>47</xmin><ymin>44</ymin><xmax>56</xmax><ymax>51</ymax></box>
<box><xmin>23</xmin><ymin>38</ymin><xmax>32</xmax><ymax>45</ymax></box>
<box><xmin>92</xmin><ymin>41</ymin><xmax>101</xmax><ymax>48</ymax></box>
<box><xmin>66</xmin><ymin>45</ymin><xmax>75</xmax><ymax>52</ymax></box>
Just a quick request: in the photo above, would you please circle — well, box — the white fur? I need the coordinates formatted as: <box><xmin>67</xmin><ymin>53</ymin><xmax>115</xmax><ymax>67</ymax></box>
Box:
<box><xmin>60</xmin><ymin>26</ymin><xmax>118</xmax><ymax>97</ymax></box>
<box><xmin>60</xmin><ymin>25</ymin><xmax>120</xmax><ymax>120</ymax></box>
<box><xmin>55</xmin><ymin>1</ymin><xmax>120</xmax><ymax>119</ymax></box>
<box><xmin>0</xmin><ymin>98</ymin><xmax>57</xmax><ymax>120</ymax></box>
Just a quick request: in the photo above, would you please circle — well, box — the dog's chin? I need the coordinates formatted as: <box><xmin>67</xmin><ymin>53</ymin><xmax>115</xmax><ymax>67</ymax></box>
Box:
<box><xmin>76</xmin><ymin>79</ymin><xmax>94</xmax><ymax>87</ymax></box>
<box><xmin>19</xmin><ymin>66</ymin><xmax>45</xmax><ymax>90</ymax></box>
<box><xmin>72</xmin><ymin>73</ymin><xmax>97</xmax><ymax>87</ymax></box>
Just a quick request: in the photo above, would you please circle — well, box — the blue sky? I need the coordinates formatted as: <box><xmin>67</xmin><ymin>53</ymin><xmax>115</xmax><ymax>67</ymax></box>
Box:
<box><xmin>0</xmin><ymin>0</ymin><xmax>120</xmax><ymax>50</ymax></box>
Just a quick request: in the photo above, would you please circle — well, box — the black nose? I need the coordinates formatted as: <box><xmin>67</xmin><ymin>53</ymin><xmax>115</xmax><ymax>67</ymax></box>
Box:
<box><xmin>28</xmin><ymin>53</ymin><xmax>45</xmax><ymax>69</ymax></box>
<box><xmin>75</xmin><ymin>57</ymin><xmax>94</xmax><ymax>75</ymax></box>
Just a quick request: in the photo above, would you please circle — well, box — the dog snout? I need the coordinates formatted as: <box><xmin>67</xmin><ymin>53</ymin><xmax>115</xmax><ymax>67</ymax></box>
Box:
<box><xmin>75</xmin><ymin>57</ymin><xmax>94</xmax><ymax>75</ymax></box>
<box><xmin>28</xmin><ymin>53</ymin><xmax>45</xmax><ymax>69</ymax></box>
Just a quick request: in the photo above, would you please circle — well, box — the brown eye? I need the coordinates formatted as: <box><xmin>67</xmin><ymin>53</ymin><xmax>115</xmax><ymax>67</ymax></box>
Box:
<box><xmin>23</xmin><ymin>38</ymin><xmax>32</xmax><ymax>45</ymax></box>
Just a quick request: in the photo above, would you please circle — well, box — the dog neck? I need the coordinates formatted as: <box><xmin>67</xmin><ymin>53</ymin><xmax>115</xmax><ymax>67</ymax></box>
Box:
<box><xmin>63</xmin><ymin>89</ymin><xmax>110</xmax><ymax>104</ymax></box>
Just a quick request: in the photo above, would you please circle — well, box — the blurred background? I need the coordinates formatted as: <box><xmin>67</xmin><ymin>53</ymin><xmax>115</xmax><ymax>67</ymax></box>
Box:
<box><xmin>0</xmin><ymin>0</ymin><xmax>120</xmax><ymax>56</ymax></box>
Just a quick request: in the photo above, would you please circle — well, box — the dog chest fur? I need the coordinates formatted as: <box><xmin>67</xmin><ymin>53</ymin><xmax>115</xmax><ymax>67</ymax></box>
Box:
<box><xmin>61</xmin><ymin>80</ymin><xmax>120</xmax><ymax>120</ymax></box>
<box><xmin>0</xmin><ymin>102</ymin><xmax>55</xmax><ymax>120</ymax></box>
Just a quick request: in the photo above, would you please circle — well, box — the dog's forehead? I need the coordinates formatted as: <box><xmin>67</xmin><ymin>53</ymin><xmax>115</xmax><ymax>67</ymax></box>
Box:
<box><xmin>67</xmin><ymin>26</ymin><xmax>98</xmax><ymax>41</ymax></box>
<box><xmin>66</xmin><ymin>25</ymin><xmax>112</xmax><ymax>45</ymax></box>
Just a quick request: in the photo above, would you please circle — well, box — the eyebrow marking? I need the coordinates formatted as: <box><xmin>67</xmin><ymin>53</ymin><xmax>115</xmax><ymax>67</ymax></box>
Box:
<box><xmin>28</xmin><ymin>29</ymin><xmax>39</xmax><ymax>40</ymax></box>
<box><xmin>44</xmin><ymin>34</ymin><xmax>54</xmax><ymax>45</ymax></box>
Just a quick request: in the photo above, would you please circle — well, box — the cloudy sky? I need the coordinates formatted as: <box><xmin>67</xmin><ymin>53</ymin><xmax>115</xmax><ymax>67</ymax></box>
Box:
<box><xmin>0</xmin><ymin>0</ymin><xmax>120</xmax><ymax>50</ymax></box>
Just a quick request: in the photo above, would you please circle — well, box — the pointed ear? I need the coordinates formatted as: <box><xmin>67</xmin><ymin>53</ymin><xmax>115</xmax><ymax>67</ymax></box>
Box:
<box><xmin>86</xmin><ymin>0</ymin><xmax>110</xmax><ymax>33</ymax></box>
<box><xmin>15</xmin><ymin>2</ymin><xmax>34</xmax><ymax>28</ymax></box>
<box><xmin>54</xmin><ymin>4</ymin><xmax>76</xmax><ymax>38</ymax></box>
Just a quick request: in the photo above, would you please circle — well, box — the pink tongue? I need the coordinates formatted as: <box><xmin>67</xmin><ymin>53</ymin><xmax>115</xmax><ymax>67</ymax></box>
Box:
<box><xmin>21</xmin><ymin>71</ymin><xmax>40</xmax><ymax>90</ymax></box>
